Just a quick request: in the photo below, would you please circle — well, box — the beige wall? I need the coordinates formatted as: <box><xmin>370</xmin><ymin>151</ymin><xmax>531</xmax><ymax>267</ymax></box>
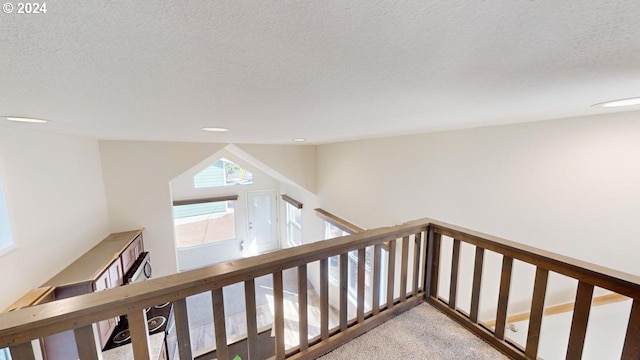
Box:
<box><xmin>170</xmin><ymin>149</ymin><xmax>279</xmax><ymax>201</ymax></box>
<box><xmin>99</xmin><ymin>141</ymin><xmax>227</xmax><ymax>277</ymax></box>
<box><xmin>0</xmin><ymin>137</ymin><xmax>317</xmax><ymax>306</ymax></box>
<box><xmin>99</xmin><ymin>141</ymin><xmax>318</xmax><ymax>277</ymax></box>
<box><xmin>317</xmin><ymin>111</ymin><xmax>640</xmax><ymax>272</ymax></box>
<box><xmin>231</xmin><ymin>144</ymin><xmax>317</xmax><ymax>193</ymax></box>
<box><xmin>317</xmin><ymin>110</ymin><xmax>640</xmax><ymax>316</ymax></box>
<box><xmin>6</xmin><ymin>108</ymin><xmax>635</xmax><ymax>317</ymax></box>
<box><xmin>0</xmin><ymin>127</ymin><xmax>110</xmax><ymax>309</ymax></box>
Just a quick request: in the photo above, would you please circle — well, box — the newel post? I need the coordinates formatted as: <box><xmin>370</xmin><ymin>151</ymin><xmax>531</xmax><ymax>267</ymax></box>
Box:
<box><xmin>424</xmin><ymin>224</ymin><xmax>440</xmax><ymax>300</ymax></box>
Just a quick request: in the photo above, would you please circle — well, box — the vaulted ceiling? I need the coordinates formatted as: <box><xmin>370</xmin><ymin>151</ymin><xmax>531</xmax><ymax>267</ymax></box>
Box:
<box><xmin>1</xmin><ymin>1</ymin><xmax>639</xmax><ymax>144</ymax></box>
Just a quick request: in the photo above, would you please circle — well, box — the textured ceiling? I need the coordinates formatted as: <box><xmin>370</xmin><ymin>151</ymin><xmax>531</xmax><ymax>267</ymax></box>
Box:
<box><xmin>1</xmin><ymin>1</ymin><xmax>640</xmax><ymax>144</ymax></box>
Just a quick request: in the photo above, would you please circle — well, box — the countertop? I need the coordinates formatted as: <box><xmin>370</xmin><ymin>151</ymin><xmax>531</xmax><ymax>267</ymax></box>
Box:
<box><xmin>3</xmin><ymin>286</ymin><xmax>54</xmax><ymax>312</ymax></box>
<box><xmin>102</xmin><ymin>332</ymin><xmax>165</xmax><ymax>360</ymax></box>
<box><xmin>43</xmin><ymin>229</ymin><xmax>143</xmax><ymax>287</ymax></box>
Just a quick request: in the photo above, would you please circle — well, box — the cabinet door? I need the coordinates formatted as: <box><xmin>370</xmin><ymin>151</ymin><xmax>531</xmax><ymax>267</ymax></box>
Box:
<box><xmin>121</xmin><ymin>235</ymin><xmax>144</xmax><ymax>274</ymax></box>
<box><xmin>107</xmin><ymin>261</ymin><xmax>122</xmax><ymax>325</ymax></box>
<box><xmin>108</xmin><ymin>258</ymin><xmax>123</xmax><ymax>287</ymax></box>
<box><xmin>95</xmin><ymin>270</ymin><xmax>110</xmax><ymax>292</ymax></box>
<box><xmin>95</xmin><ymin>271</ymin><xmax>116</xmax><ymax>348</ymax></box>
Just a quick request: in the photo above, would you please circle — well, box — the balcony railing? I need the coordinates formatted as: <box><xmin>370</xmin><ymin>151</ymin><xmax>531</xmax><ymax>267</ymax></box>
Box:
<box><xmin>1</xmin><ymin>218</ymin><xmax>640</xmax><ymax>359</ymax></box>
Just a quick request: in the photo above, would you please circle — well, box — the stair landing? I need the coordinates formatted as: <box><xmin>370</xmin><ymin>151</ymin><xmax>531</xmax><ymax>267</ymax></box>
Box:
<box><xmin>319</xmin><ymin>303</ymin><xmax>509</xmax><ymax>359</ymax></box>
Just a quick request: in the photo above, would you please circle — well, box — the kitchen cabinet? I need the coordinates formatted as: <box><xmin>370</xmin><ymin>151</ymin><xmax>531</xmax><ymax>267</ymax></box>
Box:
<box><xmin>109</xmin><ymin>254</ymin><xmax>124</xmax><ymax>287</ymax></box>
<box><xmin>95</xmin><ymin>259</ymin><xmax>124</xmax><ymax>347</ymax></box>
<box><xmin>121</xmin><ymin>235</ymin><xmax>143</xmax><ymax>274</ymax></box>
<box><xmin>34</xmin><ymin>229</ymin><xmax>144</xmax><ymax>360</ymax></box>
<box><xmin>3</xmin><ymin>286</ymin><xmax>55</xmax><ymax>312</ymax></box>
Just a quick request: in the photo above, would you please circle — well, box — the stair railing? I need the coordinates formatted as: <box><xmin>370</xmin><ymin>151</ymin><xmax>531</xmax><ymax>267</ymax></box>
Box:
<box><xmin>2</xmin><ymin>218</ymin><xmax>640</xmax><ymax>359</ymax></box>
<box><xmin>0</xmin><ymin>219</ymin><xmax>430</xmax><ymax>360</ymax></box>
<box><xmin>426</xmin><ymin>220</ymin><xmax>640</xmax><ymax>360</ymax></box>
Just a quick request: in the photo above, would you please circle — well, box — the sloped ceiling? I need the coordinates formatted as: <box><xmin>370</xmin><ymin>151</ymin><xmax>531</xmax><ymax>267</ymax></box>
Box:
<box><xmin>1</xmin><ymin>1</ymin><xmax>640</xmax><ymax>144</ymax></box>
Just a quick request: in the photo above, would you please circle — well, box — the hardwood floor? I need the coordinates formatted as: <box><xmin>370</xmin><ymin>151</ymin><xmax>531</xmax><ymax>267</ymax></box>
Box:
<box><xmin>174</xmin><ymin>212</ymin><xmax>236</xmax><ymax>247</ymax></box>
<box><xmin>190</xmin><ymin>288</ymin><xmax>340</xmax><ymax>357</ymax></box>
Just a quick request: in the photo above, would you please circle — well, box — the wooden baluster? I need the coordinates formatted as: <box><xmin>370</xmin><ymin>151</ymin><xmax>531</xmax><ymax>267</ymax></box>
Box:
<box><xmin>372</xmin><ymin>243</ymin><xmax>382</xmax><ymax>315</ymax></box>
<box><xmin>357</xmin><ymin>248</ymin><xmax>366</xmax><ymax>323</ymax></box>
<box><xmin>400</xmin><ymin>236</ymin><xmax>410</xmax><ymax>302</ymax></box>
<box><xmin>525</xmin><ymin>267</ymin><xmax>549</xmax><ymax>359</ymax></box>
<box><xmin>245</xmin><ymin>279</ymin><xmax>260</xmax><ymax>359</ymax></box>
<box><xmin>449</xmin><ymin>239</ymin><xmax>461</xmax><ymax>310</ymax></box>
<box><xmin>412</xmin><ymin>232</ymin><xmax>422</xmax><ymax>297</ymax></box>
<box><xmin>172</xmin><ymin>297</ymin><xmax>193</xmax><ymax>360</ymax></box>
<box><xmin>212</xmin><ymin>288</ymin><xmax>229</xmax><ymax>360</ymax></box>
<box><xmin>494</xmin><ymin>256</ymin><xmax>513</xmax><ymax>340</ymax></box>
<box><xmin>566</xmin><ymin>281</ymin><xmax>594</xmax><ymax>359</ymax></box>
<box><xmin>469</xmin><ymin>247</ymin><xmax>485</xmax><ymax>323</ymax></box>
<box><xmin>339</xmin><ymin>254</ymin><xmax>348</xmax><ymax>331</ymax></box>
<box><xmin>320</xmin><ymin>258</ymin><xmax>329</xmax><ymax>340</ymax></box>
<box><xmin>127</xmin><ymin>309</ymin><xmax>151</xmax><ymax>360</ymax></box>
<box><xmin>386</xmin><ymin>240</ymin><xmax>396</xmax><ymax>308</ymax></box>
<box><xmin>74</xmin><ymin>325</ymin><xmax>99</xmax><ymax>360</ymax></box>
<box><xmin>622</xmin><ymin>299</ymin><xmax>640</xmax><ymax>360</ymax></box>
<box><xmin>420</xmin><ymin>229</ymin><xmax>429</xmax><ymax>294</ymax></box>
<box><xmin>9</xmin><ymin>342</ymin><xmax>36</xmax><ymax>360</ymax></box>
<box><xmin>274</xmin><ymin>271</ymin><xmax>285</xmax><ymax>360</ymax></box>
<box><xmin>297</xmin><ymin>265</ymin><xmax>309</xmax><ymax>351</ymax></box>
<box><xmin>427</xmin><ymin>231</ymin><xmax>441</xmax><ymax>298</ymax></box>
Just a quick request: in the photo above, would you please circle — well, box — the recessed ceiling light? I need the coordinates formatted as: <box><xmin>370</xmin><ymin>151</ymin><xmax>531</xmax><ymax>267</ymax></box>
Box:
<box><xmin>6</xmin><ymin>116</ymin><xmax>48</xmax><ymax>124</ymax></box>
<box><xmin>594</xmin><ymin>97</ymin><xmax>640</xmax><ymax>108</ymax></box>
<box><xmin>202</xmin><ymin>127</ymin><xmax>229</xmax><ymax>132</ymax></box>
<box><xmin>293</xmin><ymin>138</ymin><xmax>305</xmax><ymax>142</ymax></box>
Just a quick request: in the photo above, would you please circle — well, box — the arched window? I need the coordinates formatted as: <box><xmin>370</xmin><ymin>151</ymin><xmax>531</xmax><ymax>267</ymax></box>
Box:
<box><xmin>0</xmin><ymin>177</ymin><xmax>14</xmax><ymax>252</ymax></box>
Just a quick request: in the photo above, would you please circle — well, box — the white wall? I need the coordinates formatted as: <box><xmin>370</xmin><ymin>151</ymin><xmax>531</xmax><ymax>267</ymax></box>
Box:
<box><xmin>99</xmin><ymin>141</ymin><xmax>226</xmax><ymax>277</ymax></box>
<box><xmin>507</xmin><ymin>299</ymin><xmax>632</xmax><ymax>359</ymax></box>
<box><xmin>317</xmin><ymin>111</ymin><xmax>640</xmax><ymax>316</ymax></box>
<box><xmin>0</xmin><ymin>127</ymin><xmax>110</xmax><ymax>309</ymax></box>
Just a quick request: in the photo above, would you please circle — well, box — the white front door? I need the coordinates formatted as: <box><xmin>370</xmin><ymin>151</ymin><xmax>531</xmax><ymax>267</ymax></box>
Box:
<box><xmin>247</xmin><ymin>190</ymin><xmax>279</xmax><ymax>254</ymax></box>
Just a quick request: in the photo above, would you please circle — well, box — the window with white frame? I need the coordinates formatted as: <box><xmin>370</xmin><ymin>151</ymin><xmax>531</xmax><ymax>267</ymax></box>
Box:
<box><xmin>325</xmin><ymin>222</ymin><xmax>350</xmax><ymax>285</ymax></box>
<box><xmin>285</xmin><ymin>202</ymin><xmax>302</xmax><ymax>247</ymax></box>
<box><xmin>172</xmin><ymin>197</ymin><xmax>238</xmax><ymax>248</ymax></box>
<box><xmin>347</xmin><ymin>248</ymin><xmax>374</xmax><ymax>307</ymax></box>
<box><xmin>0</xmin><ymin>177</ymin><xmax>14</xmax><ymax>252</ymax></box>
<box><xmin>324</xmin><ymin>221</ymin><xmax>387</xmax><ymax>311</ymax></box>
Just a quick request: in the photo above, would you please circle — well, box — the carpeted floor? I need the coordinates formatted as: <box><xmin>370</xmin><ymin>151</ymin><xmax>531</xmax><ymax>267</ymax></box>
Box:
<box><xmin>319</xmin><ymin>303</ymin><xmax>509</xmax><ymax>360</ymax></box>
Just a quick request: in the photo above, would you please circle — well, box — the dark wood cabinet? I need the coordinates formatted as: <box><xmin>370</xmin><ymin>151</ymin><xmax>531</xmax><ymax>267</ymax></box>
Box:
<box><xmin>33</xmin><ymin>230</ymin><xmax>144</xmax><ymax>360</ymax></box>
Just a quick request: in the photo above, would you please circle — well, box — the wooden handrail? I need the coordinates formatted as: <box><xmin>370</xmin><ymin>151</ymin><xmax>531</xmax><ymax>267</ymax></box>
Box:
<box><xmin>172</xmin><ymin>195</ymin><xmax>239</xmax><ymax>206</ymax></box>
<box><xmin>0</xmin><ymin>220</ymin><xmax>427</xmax><ymax>348</ymax></box>
<box><xmin>430</xmin><ymin>220</ymin><xmax>640</xmax><ymax>299</ymax></box>
<box><xmin>426</xmin><ymin>220</ymin><xmax>640</xmax><ymax>360</ymax></box>
<box><xmin>3</xmin><ymin>217</ymin><xmax>640</xmax><ymax>360</ymax></box>
<box><xmin>315</xmin><ymin>208</ymin><xmax>365</xmax><ymax>234</ymax></box>
<box><xmin>483</xmin><ymin>293</ymin><xmax>629</xmax><ymax>328</ymax></box>
<box><xmin>281</xmin><ymin>194</ymin><xmax>303</xmax><ymax>209</ymax></box>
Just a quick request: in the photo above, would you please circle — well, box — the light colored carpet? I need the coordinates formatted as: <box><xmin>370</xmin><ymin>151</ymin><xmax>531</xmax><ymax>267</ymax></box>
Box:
<box><xmin>319</xmin><ymin>303</ymin><xmax>509</xmax><ymax>360</ymax></box>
